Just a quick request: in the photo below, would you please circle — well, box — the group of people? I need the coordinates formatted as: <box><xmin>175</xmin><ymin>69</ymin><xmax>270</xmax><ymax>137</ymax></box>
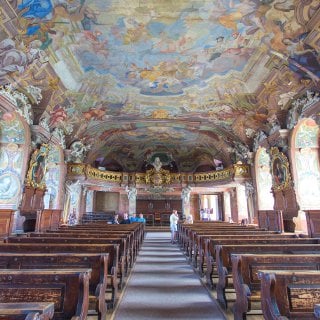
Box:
<box><xmin>112</xmin><ymin>212</ymin><xmax>146</xmax><ymax>224</ymax></box>
<box><xmin>112</xmin><ymin>210</ymin><xmax>192</xmax><ymax>245</ymax></box>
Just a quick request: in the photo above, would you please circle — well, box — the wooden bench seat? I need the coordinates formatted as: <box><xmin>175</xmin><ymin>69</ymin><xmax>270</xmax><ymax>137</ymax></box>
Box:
<box><xmin>30</xmin><ymin>231</ymin><xmax>135</xmax><ymax>270</ymax></box>
<box><xmin>232</xmin><ymin>254</ymin><xmax>320</xmax><ymax>320</ymax></box>
<box><xmin>31</xmin><ymin>231</ymin><xmax>137</xmax><ymax>268</ymax></box>
<box><xmin>0</xmin><ymin>269</ymin><xmax>91</xmax><ymax>320</ymax></box>
<box><xmin>46</xmin><ymin>229</ymin><xmax>139</xmax><ymax>263</ymax></box>
<box><xmin>6</xmin><ymin>236</ymin><xmax>127</xmax><ymax>289</ymax></box>
<box><xmin>0</xmin><ymin>302</ymin><xmax>54</xmax><ymax>320</ymax></box>
<box><xmin>58</xmin><ymin>223</ymin><xmax>144</xmax><ymax>248</ymax></box>
<box><xmin>195</xmin><ymin>233</ymin><xmax>298</xmax><ymax>272</ymax></box>
<box><xmin>0</xmin><ymin>243</ymin><xmax>119</xmax><ymax>308</ymax></box>
<box><xmin>259</xmin><ymin>270</ymin><xmax>320</xmax><ymax>319</ymax></box>
<box><xmin>204</xmin><ymin>237</ymin><xmax>316</xmax><ymax>289</ymax></box>
<box><xmin>0</xmin><ymin>253</ymin><xmax>109</xmax><ymax>319</ymax></box>
<box><xmin>214</xmin><ymin>243</ymin><xmax>320</xmax><ymax>309</ymax></box>
<box><xmin>184</xmin><ymin>229</ymin><xmax>276</xmax><ymax>260</ymax></box>
<box><xmin>181</xmin><ymin>226</ymin><xmax>269</xmax><ymax>254</ymax></box>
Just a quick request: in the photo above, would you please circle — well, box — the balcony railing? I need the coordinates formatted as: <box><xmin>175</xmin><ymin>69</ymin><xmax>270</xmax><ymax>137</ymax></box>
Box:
<box><xmin>67</xmin><ymin>163</ymin><xmax>250</xmax><ymax>185</ymax></box>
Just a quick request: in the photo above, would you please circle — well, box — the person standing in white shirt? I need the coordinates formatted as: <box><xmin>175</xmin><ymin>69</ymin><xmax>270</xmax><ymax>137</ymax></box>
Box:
<box><xmin>170</xmin><ymin>210</ymin><xmax>179</xmax><ymax>243</ymax></box>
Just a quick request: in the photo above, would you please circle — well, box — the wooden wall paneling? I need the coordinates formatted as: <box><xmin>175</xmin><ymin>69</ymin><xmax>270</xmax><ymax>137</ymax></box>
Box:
<box><xmin>20</xmin><ymin>186</ymin><xmax>35</xmax><ymax>213</ymax></box>
<box><xmin>305</xmin><ymin>210</ymin><xmax>320</xmax><ymax>237</ymax></box>
<box><xmin>32</xmin><ymin>189</ymin><xmax>45</xmax><ymax>211</ymax></box>
<box><xmin>50</xmin><ymin>210</ymin><xmax>62</xmax><ymax>230</ymax></box>
<box><xmin>0</xmin><ymin>210</ymin><xmax>15</xmax><ymax>237</ymax></box>
<box><xmin>36</xmin><ymin>209</ymin><xmax>51</xmax><ymax>232</ymax></box>
<box><xmin>258</xmin><ymin>210</ymin><xmax>268</xmax><ymax>229</ymax></box>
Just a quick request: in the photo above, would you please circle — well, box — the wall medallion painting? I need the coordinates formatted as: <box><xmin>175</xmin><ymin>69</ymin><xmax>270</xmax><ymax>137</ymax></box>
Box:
<box><xmin>270</xmin><ymin>147</ymin><xmax>292</xmax><ymax>191</ymax></box>
<box><xmin>26</xmin><ymin>144</ymin><xmax>49</xmax><ymax>189</ymax></box>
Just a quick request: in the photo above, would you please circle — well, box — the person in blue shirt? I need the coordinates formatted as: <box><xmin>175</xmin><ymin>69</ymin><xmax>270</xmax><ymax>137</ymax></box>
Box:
<box><xmin>136</xmin><ymin>213</ymin><xmax>146</xmax><ymax>224</ymax></box>
<box><xmin>130</xmin><ymin>213</ymin><xmax>138</xmax><ymax>223</ymax></box>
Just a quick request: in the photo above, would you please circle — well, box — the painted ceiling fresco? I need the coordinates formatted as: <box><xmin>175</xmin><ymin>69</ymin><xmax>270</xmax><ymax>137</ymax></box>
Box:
<box><xmin>0</xmin><ymin>0</ymin><xmax>319</xmax><ymax>171</ymax></box>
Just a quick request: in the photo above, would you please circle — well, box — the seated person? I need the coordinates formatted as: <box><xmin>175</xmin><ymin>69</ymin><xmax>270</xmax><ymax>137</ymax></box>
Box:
<box><xmin>112</xmin><ymin>214</ymin><xmax>119</xmax><ymax>224</ymax></box>
<box><xmin>120</xmin><ymin>212</ymin><xmax>131</xmax><ymax>224</ymax></box>
<box><xmin>136</xmin><ymin>213</ymin><xmax>146</xmax><ymax>224</ymax></box>
<box><xmin>130</xmin><ymin>213</ymin><xmax>138</xmax><ymax>222</ymax></box>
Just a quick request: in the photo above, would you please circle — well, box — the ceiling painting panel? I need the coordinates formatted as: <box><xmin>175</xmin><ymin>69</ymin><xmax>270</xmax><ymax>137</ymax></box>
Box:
<box><xmin>0</xmin><ymin>1</ymin><xmax>319</xmax><ymax>171</ymax></box>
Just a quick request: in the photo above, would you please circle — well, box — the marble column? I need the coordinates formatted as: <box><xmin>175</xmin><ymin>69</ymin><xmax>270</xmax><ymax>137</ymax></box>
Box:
<box><xmin>244</xmin><ymin>181</ymin><xmax>255</xmax><ymax>224</ymax></box>
<box><xmin>85</xmin><ymin>190</ymin><xmax>94</xmax><ymax>213</ymax></box>
<box><xmin>126</xmin><ymin>186</ymin><xmax>137</xmax><ymax>215</ymax></box>
<box><xmin>181</xmin><ymin>186</ymin><xmax>192</xmax><ymax>218</ymax></box>
<box><xmin>236</xmin><ymin>184</ymin><xmax>249</xmax><ymax>223</ymax></box>
<box><xmin>63</xmin><ymin>180</ymin><xmax>81</xmax><ymax>225</ymax></box>
<box><xmin>223</xmin><ymin>191</ymin><xmax>232</xmax><ymax>222</ymax></box>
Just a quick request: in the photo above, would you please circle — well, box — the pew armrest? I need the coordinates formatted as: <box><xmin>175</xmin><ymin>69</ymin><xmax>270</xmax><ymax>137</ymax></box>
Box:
<box><xmin>259</xmin><ymin>272</ymin><xmax>288</xmax><ymax>320</ymax></box>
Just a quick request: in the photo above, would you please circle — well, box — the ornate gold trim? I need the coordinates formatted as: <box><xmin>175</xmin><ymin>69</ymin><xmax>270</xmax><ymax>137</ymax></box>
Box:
<box><xmin>145</xmin><ymin>168</ymin><xmax>171</xmax><ymax>186</ymax></box>
<box><xmin>270</xmin><ymin>147</ymin><xmax>292</xmax><ymax>191</ymax></box>
<box><xmin>67</xmin><ymin>164</ymin><xmax>251</xmax><ymax>185</ymax></box>
<box><xmin>86</xmin><ymin>166</ymin><xmax>122</xmax><ymax>182</ymax></box>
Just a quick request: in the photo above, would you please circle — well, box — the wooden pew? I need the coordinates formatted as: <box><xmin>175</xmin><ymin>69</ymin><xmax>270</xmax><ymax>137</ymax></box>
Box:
<box><xmin>214</xmin><ymin>243</ymin><xmax>320</xmax><ymax>309</ymax></box>
<box><xmin>204</xmin><ymin>237</ymin><xmax>312</xmax><ymax>288</ymax></box>
<box><xmin>0</xmin><ymin>243</ymin><xmax>119</xmax><ymax>308</ymax></box>
<box><xmin>232</xmin><ymin>254</ymin><xmax>320</xmax><ymax>320</ymax></box>
<box><xmin>0</xmin><ymin>302</ymin><xmax>54</xmax><ymax>320</ymax></box>
<box><xmin>58</xmin><ymin>222</ymin><xmax>145</xmax><ymax>252</ymax></box>
<box><xmin>196</xmin><ymin>233</ymin><xmax>298</xmax><ymax>273</ymax></box>
<box><xmin>184</xmin><ymin>228</ymin><xmax>272</xmax><ymax>260</ymax></box>
<box><xmin>0</xmin><ymin>253</ymin><xmax>109</xmax><ymax>319</ymax></box>
<box><xmin>47</xmin><ymin>228</ymin><xmax>138</xmax><ymax>265</ymax></box>
<box><xmin>182</xmin><ymin>226</ymin><xmax>267</xmax><ymax>256</ymax></box>
<box><xmin>259</xmin><ymin>270</ymin><xmax>320</xmax><ymax>319</ymax></box>
<box><xmin>0</xmin><ymin>269</ymin><xmax>91</xmax><ymax>320</ymax></box>
<box><xmin>29</xmin><ymin>231</ymin><xmax>134</xmax><ymax>272</ymax></box>
<box><xmin>6</xmin><ymin>236</ymin><xmax>127</xmax><ymax>289</ymax></box>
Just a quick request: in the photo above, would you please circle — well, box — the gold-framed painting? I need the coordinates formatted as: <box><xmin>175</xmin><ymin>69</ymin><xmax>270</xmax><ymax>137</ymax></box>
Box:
<box><xmin>270</xmin><ymin>147</ymin><xmax>292</xmax><ymax>191</ymax></box>
<box><xmin>26</xmin><ymin>144</ymin><xmax>49</xmax><ymax>189</ymax></box>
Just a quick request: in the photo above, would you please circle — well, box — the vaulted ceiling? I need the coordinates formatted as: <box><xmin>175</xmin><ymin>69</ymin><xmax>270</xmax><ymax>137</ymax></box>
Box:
<box><xmin>1</xmin><ymin>0</ymin><xmax>319</xmax><ymax>172</ymax></box>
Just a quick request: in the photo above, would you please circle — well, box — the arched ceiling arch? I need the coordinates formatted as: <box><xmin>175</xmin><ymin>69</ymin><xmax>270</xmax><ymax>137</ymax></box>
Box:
<box><xmin>0</xmin><ymin>0</ymin><xmax>319</xmax><ymax>173</ymax></box>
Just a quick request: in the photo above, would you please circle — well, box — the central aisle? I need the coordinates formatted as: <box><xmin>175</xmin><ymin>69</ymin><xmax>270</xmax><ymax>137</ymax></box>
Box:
<box><xmin>112</xmin><ymin>232</ymin><xmax>226</xmax><ymax>320</ymax></box>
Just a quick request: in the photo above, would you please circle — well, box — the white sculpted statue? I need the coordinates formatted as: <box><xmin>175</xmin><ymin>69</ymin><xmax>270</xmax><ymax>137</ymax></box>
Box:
<box><xmin>181</xmin><ymin>186</ymin><xmax>192</xmax><ymax>204</ymax></box>
<box><xmin>126</xmin><ymin>186</ymin><xmax>137</xmax><ymax>201</ymax></box>
<box><xmin>152</xmin><ymin>157</ymin><xmax>162</xmax><ymax>171</ymax></box>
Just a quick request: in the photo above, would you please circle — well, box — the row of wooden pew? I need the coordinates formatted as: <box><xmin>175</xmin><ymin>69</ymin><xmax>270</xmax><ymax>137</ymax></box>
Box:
<box><xmin>178</xmin><ymin>220</ymin><xmax>320</xmax><ymax>320</ymax></box>
<box><xmin>0</xmin><ymin>222</ymin><xmax>145</xmax><ymax>320</ymax></box>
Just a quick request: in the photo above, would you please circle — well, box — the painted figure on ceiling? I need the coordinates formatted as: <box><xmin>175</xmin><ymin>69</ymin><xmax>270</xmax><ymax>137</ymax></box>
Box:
<box><xmin>0</xmin><ymin>39</ymin><xmax>42</xmax><ymax>82</ymax></box>
<box><xmin>18</xmin><ymin>0</ymin><xmax>54</xmax><ymax>20</ymax></box>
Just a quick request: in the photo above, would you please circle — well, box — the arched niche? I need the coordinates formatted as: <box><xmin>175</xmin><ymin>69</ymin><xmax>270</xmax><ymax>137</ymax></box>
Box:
<box><xmin>0</xmin><ymin>96</ymin><xmax>31</xmax><ymax>235</ymax></box>
<box><xmin>255</xmin><ymin>147</ymin><xmax>274</xmax><ymax>210</ymax></box>
<box><xmin>290</xmin><ymin>118</ymin><xmax>320</xmax><ymax>209</ymax></box>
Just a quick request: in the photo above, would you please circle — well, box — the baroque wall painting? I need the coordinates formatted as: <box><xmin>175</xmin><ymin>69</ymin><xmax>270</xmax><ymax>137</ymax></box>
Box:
<box><xmin>0</xmin><ymin>112</ymin><xmax>25</xmax><ymax>207</ymax></box>
<box><xmin>293</xmin><ymin>119</ymin><xmax>320</xmax><ymax>209</ymax></box>
<box><xmin>255</xmin><ymin>147</ymin><xmax>274</xmax><ymax>210</ymax></box>
<box><xmin>0</xmin><ymin>144</ymin><xmax>23</xmax><ymax>205</ymax></box>
<box><xmin>0</xmin><ymin>112</ymin><xmax>25</xmax><ymax>144</ymax></box>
